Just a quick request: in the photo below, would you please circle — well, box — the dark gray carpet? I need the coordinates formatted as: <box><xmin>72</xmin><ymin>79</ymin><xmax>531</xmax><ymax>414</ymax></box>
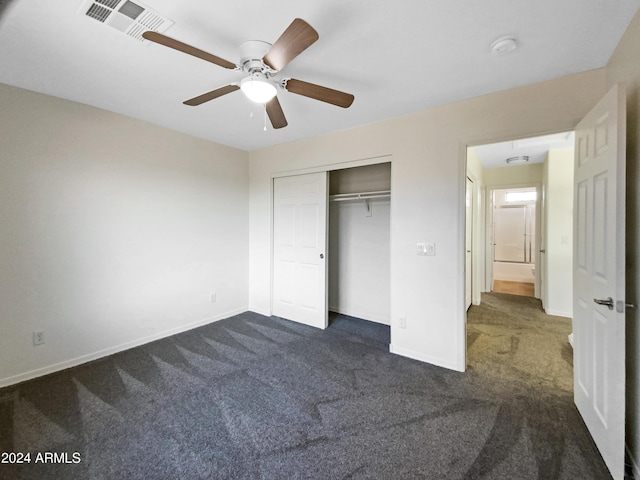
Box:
<box><xmin>0</xmin><ymin>296</ymin><xmax>611</xmax><ymax>479</ymax></box>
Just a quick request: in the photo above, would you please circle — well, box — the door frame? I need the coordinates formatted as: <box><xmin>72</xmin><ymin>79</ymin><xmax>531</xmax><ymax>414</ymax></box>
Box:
<box><xmin>461</xmin><ymin>128</ymin><xmax>577</xmax><ymax>369</ymax></box>
<box><xmin>464</xmin><ymin>171</ymin><xmax>484</xmax><ymax>307</ymax></box>
<box><xmin>465</xmin><ymin>176</ymin><xmax>474</xmax><ymax>310</ymax></box>
<box><xmin>270</xmin><ymin>155</ymin><xmax>393</xmax><ymax>319</ymax></box>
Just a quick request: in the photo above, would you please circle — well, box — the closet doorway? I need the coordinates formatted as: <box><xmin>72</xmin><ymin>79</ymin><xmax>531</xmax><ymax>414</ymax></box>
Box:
<box><xmin>271</xmin><ymin>160</ymin><xmax>392</xmax><ymax>330</ymax></box>
<box><xmin>328</xmin><ymin>163</ymin><xmax>391</xmax><ymax>325</ymax></box>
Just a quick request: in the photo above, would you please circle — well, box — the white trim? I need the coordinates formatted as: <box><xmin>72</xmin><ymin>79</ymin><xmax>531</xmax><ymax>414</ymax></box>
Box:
<box><xmin>544</xmin><ymin>309</ymin><xmax>572</xmax><ymax>319</ymax></box>
<box><xmin>249</xmin><ymin>307</ymin><xmax>271</xmax><ymax>317</ymax></box>
<box><xmin>456</xmin><ymin>143</ymin><xmax>468</xmax><ymax>372</ymax></box>
<box><xmin>0</xmin><ymin>307</ymin><xmax>247</xmax><ymax>389</ymax></box>
<box><xmin>328</xmin><ymin>307</ymin><xmax>390</xmax><ymax>326</ymax></box>
<box><xmin>390</xmin><ymin>343</ymin><xmax>465</xmax><ymax>372</ymax></box>
<box><xmin>271</xmin><ymin>154</ymin><xmax>392</xmax><ymax>179</ymax></box>
<box><xmin>626</xmin><ymin>443</ymin><xmax>640</xmax><ymax>479</ymax></box>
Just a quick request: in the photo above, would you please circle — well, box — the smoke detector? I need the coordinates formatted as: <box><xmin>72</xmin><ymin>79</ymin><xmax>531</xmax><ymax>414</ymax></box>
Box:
<box><xmin>490</xmin><ymin>36</ymin><xmax>518</xmax><ymax>55</ymax></box>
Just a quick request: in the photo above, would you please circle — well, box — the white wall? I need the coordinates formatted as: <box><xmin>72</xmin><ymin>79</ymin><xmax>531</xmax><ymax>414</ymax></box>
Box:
<box><xmin>543</xmin><ymin>148</ymin><xmax>574</xmax><ymax>317</ymax></box>
<box><xmin>0</xmin><ymin>83</ymin><xmax>250</xmax><ymax>387</ymax></box>
<box><xmin>249</xmin><ymin>69</ymin><xmax>607</xmax><ymax>371</ymax></box>
<box><xmin>484</xmin><ymin>163</ymin><xmax>544</xmax><ymax>187</ymax></box>
<box><xmin>329</xmin><ymin>200</ymin><xmax>391</xmax><ymax>324</ymax></box>
<box><xmin>605</xmin><ymin>8</ymin><xmax>640</xmax><ymax>475</ymax></box>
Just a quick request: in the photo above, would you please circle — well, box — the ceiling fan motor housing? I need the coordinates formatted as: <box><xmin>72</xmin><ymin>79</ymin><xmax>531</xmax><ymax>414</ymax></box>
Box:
<box><xmin>239</xmin><ymin>40</ymin><xmax>273</xmax><ymax>74</ymax></box>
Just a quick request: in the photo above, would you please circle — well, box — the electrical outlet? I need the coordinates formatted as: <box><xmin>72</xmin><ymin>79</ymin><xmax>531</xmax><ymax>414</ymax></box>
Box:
<box><xmin>33</xmin><ymin>331</ymin><xmax>45</xmax><ymax>346</ymax></box>
<box><xmin>209</xmin><ymin>292</ymin><xmax>217</xmax><ymax>303</ymax></box>
<box><xmin>399</xmin><ymin>317</ymin><xmax>407</xmax><ymax>329</ymax></box>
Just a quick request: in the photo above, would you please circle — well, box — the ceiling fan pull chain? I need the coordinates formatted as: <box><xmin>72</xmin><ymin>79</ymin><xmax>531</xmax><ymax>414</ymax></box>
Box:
<box><xmin>264</xmin><ymin>104</ymin><xmax>267</xmax><ymax>131</ymax></box>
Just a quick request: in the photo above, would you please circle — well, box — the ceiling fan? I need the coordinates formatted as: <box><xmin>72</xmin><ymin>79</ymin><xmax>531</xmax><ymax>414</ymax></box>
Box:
<box><xmin>142</xmin><ymin>18</ymin><xmax>354</xmax><ymax>129</ymax></box>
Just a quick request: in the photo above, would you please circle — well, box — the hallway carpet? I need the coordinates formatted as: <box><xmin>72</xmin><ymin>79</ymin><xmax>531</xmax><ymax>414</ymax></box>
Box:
<box><xmin>0</xmin><ymin>297</ymin><xmax>610</xmax><ymax>479</ymax></box>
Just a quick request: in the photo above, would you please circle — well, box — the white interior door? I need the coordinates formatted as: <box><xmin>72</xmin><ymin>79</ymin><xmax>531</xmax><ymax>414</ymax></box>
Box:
<box><xmin>273</xmin><ymin>172</ymin><xmax>328</xmax><ymax>329</ymax></box>
<box><xmin>540</xmin><ymin>182</ymin><xmax>547</xmax><ymax>308</ymax></box>
<box><xmin>573</xmin><ymin>83</ymin><xmax>626</xmax><ymax>480</ymax></box>
<box><xmin>465</xmin><ymin>177</ymin><xmax>473</xmax><ymax>310</ymax></box>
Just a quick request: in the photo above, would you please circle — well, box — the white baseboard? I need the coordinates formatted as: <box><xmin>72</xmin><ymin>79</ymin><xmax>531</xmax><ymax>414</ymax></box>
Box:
<box><xmin>389</xmin><ymin>344</ymin><xmax>464</xmax><ymax>372</ymax></box>
<box><xmin>544</xmin><ymin>308</ymin><xmax>572</xmax><ymax>318</ymax></box>
<box><xmin>328</xmin><ymin>306</ymin><xmax>390</xmax><ymax>326</ymax></box>
<box><xmin>248</xmin><ymin>307</ymin><xmax>271</xmax><ymax>317</ymax></box>
<box><xmin>627</xmin><ymin>443</ymin><xmax>640</xmax><ymax>479</ymax></box>
<box><xmin>0</xmin><ymin>307</ymin><xmax>247</xmax><ymax>389</ymax></box>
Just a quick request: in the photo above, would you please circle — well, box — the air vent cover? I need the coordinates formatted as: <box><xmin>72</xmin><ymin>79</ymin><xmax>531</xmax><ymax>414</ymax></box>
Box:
<box><xmin>79</xmin><ymin>0</ymin><xmax>173</xmax><ymax>42</ymax></box>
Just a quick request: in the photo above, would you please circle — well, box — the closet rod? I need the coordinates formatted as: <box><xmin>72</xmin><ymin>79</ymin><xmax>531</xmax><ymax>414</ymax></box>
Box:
<box><xmin>329</xmin><ymin>190</ymin><xmax>391</xmax><ymax>202</ymax></box>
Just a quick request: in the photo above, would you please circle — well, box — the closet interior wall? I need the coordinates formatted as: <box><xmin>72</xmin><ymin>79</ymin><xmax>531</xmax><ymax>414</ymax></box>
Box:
<box><xmin>328</xmin><ymin>163</ymin><xmax>391</xmax><ymax>325</ymax></box>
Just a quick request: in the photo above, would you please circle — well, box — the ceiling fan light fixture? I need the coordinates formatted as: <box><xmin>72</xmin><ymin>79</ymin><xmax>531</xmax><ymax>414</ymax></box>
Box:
<box><xmin>241</xmin><ymin>75</ymin><xmax>277</xmax><ymax>104</ymax></box>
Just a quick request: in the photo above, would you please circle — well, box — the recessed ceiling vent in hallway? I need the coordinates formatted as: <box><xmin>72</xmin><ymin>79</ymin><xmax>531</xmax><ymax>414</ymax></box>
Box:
<box><xmin>79</xmin><ymin>0</ymin><xmax>173</xmax><ymax>42</ymax></box>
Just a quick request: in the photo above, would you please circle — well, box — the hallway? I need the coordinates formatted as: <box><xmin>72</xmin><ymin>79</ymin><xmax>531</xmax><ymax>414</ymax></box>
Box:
<box><xmin>467</xmin><ymin>292</ymin><xmax>572</xmax><ymax>394</ymax></box>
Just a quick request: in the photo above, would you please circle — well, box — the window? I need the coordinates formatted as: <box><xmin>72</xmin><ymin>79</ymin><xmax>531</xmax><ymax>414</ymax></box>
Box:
<box><xmin>505</xmin><ymin>191</ymin><xmax>536</xmax><ymax>203</ymax></box>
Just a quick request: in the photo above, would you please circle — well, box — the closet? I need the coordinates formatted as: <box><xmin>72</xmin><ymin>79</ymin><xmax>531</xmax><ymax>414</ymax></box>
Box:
<box><xmin>328</xmin><ymin>163</ymin><xmax>391</xmax><ymax>325</ymax></box>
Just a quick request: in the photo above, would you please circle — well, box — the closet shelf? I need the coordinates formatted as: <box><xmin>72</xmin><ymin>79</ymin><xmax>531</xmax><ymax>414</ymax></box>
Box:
<box><xmin>329</xmin><ymin>190</ymin><xmax>390</xmax><ymax>216</ymax></box>
<box><xmin>329</xmin><ymin>190</ymin><xmax>391</xmax><ymax>202</ymax></box>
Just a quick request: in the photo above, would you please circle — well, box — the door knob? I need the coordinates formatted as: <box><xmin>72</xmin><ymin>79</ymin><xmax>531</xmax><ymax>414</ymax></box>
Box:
<box><xmin>319</xmin><ymin>253</ymin><xmax>324</xmax><ymax>259</ymax></box>
<box><xmin>593</xmin><ymin>297</ymin><xmax>614</xmax><ymax>310</ymax></box>
<box><xmin>539</xmin><ymin>249</ymin><xmax>546</xmax><ymax>253</ymax></box>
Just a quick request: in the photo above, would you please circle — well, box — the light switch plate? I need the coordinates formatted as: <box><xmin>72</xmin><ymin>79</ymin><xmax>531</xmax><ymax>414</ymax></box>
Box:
<box><xmin>417</xmin><ymin>242</ymin><xmax>435</xmax><ymax>256</ymax></box>
<box><xmin>425</xmin><ymin>243</ymin><xmax>435</xmax><ymax>256</ymax></box>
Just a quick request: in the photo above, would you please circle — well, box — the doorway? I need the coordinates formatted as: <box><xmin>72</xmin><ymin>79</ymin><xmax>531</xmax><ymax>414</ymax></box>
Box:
<box><xmin>465</xmin><ymin>130</ymin><xmax>575</xmax><ymax>311</ymax></box>
<box><xmin>328</xmin><ymin>163</ymin><xmax>391</xmax><ymax>325</ymax></box>
<box><xmin>491</xmin><ymin>187</ymin><xmax>537</xmax><ymax>297</ymax></box>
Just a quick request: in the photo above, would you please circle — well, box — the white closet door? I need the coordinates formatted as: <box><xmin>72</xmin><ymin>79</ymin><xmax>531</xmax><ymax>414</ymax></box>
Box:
<box><xmin>273</xmin><ymin>172</ymin><xmax>328</xmax><ymax>329</ymax></box>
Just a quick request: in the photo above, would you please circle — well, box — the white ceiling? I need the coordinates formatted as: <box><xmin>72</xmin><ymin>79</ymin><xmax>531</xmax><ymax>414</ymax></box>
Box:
<box><xmin>474</xmin><ymin>131</ymin><xmax>575</xmax><ymax>170</ymax></box>
<box><xmin>1</xmin><ymin>0</ymin><xmax>638</xmax><ymax>151</ymax></box>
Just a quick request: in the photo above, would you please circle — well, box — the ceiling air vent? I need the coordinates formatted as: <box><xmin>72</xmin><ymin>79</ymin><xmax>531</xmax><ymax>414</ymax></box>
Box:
<box><xmin>79</xmin><ymin>0</ymin><xmax>173</xmax><ymax>42</ymax></box>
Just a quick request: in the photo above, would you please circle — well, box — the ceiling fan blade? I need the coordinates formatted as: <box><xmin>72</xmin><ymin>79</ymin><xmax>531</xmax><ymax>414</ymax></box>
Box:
<box><xmin>263</xmin><ymin>18</ymin><xmax>319</xmax><ymax>72</ymax></box>
<box><xmin>285</xmin><ymin>79</ymin><xmax>354</xmax><ymax>108</ymax></box>
<box><xmin>183</xmin><ymin>84</ymin><xmax>240</xmax><ymax>106</ymax></box>
<box><xmin>265</xmin><ymin>96</ymin><xmax>288</xmax><ymax>129</ymax></box>
<box><xmin>142</xmin><ymin>31</ymin><xmax>237</xmax><ymax>70</ymax></box>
